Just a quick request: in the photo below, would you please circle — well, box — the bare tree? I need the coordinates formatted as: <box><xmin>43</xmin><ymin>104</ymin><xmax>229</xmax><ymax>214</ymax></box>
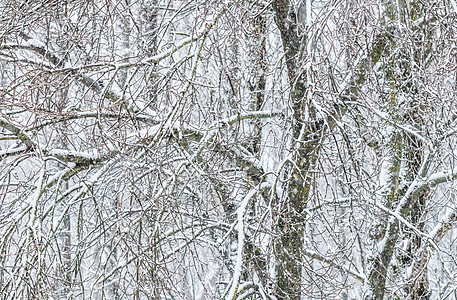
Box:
<box><xmin>3</xmin><ymin>0</ymin><xmax>457</xmax><ymax>299</ymax></box>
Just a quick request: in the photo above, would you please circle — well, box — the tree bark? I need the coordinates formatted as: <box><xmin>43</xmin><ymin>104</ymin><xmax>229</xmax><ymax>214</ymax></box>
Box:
<box><xmin>271</xmin><ymin>1</ymin><xmax>315</xmax><ymax>298</ymax></box>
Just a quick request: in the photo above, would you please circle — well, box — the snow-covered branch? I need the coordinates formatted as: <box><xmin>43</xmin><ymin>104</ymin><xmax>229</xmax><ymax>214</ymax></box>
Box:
<box><xmin>0</xmin><ymin>144</ymin><xmax>27</xmax><ymax>159</ymax></box>
<box><xmin>429</xmin><ymin>205</ymin><xmax>457</xmax><ymax>243</ymax></box>
<box><xmin>225</xmin><ymin>182</ymin><xmax>270</xmax><ymax>300</ymax></box>
<box><xmin>372</xmin><ymin>200</ymin><xmax>439</xmax><ymax>249</ymax></box>
<box><xmin>0</xmin><ymin>117</ymin><xmax>34</xmax><ymax>148</ymax></box>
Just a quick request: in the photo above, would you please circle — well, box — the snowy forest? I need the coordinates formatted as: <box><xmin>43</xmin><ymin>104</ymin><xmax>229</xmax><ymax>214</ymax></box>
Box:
<box><xmin>2</xmin><ymin>0</ymin><xmax>457</xmax><ymax>299</ymax></box>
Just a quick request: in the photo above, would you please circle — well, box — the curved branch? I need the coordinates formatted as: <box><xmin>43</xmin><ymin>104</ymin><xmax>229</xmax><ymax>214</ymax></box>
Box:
<box><xmin>225</xmin><ymin>182</ymin><xmax>270</xmax><ymax>300</ymax></box>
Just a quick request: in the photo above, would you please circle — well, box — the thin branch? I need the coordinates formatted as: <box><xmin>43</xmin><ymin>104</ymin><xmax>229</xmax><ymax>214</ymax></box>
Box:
<box><xmin>302</xmin><ymin>249</ymin><xmax>365</xmax><ymax>282</ymax></box>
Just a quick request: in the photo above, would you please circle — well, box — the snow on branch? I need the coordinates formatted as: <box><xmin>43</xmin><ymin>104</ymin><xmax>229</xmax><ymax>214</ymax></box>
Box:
<box><xmin>115</xmin><ymin>2</ymin><xmax>232</xmax><ymax>69</ymax></box>
<box><xmin>2</xmin><ymin>4</ymin><xmax>233</xmax><ymax>110</ymax></box>
<box><xmin>3</xmin><ymin>31</ymin><xmax>64</xmax><ymax>66</ymax></box>
<box><xmin>225</xmin><ymin>182</ymin><xmax>270</xmax><ymax>300</ymax></box>
<box><xmin>49</xmin><ymin>161</ymin><xmax>115</xmax><ymax>239</ymax></box>
<box><xmin>214</xmin><ymin>110</ymin><xmax>284</xmax><ymax>128</ymax></box>
<box><xmin>425</xmin><ymin>170</ymin><xmax>457</xmax><ymax>187</ymax></box>
<box><xmin>302</xmin><ymin>249</ymin><xmax>365</xmax><ymax>282</ymax></box>
<box><xmin>98</xmin><ymin>222</ymin><xmax>225</xmax><ymax>285</ymax></box>
<box><xmin>0</xmin><ymin>117</ymin><xmax>34</xmax><ymax>148</ymax></box>
<box><xmin>136</xmin><ymin>109</ymin><xmax>279</xmax><ymax>208</ymax></box>
<box><xmin>392</xmin><ymin>168</ymin><xmax>457</xmax><ymax>215</ymax></box>
<box><xmin>451</xmin><ymin>0</ymin><xmax>457</xmax><ymax>14</ymax></box>
<box><xmin>203</xmin><ymin>110</ymin><xmax>282</xmax><ymax>138</ymax></box>
<box><xmin>429</xmin><ymin>204</ymin><xmax>457</xmax><ymax>243</ymax></box>
<box><xmin>0</xmin><ymin>145</ymin><xmax>27</xmax><ymax>159</ymax></box>
<box><xmin>355</xmin><ymin>103</ymin><xmax>433</xmax><ymax>149</ymax></box>
<box><xmin>372</xmin><ymin>165</ymin><xmax>457</xmax><ymax>251</ymax></box>
<box><xmin>173</xmin><ymin>110</ymin><xmax>283</xmax><ymax>164</ymax></box>
<box><xmin>0</xmin><ymin>118</ymin><xmax>114</xmax><ymax>165</ymax></box>
<box><xmin>372</xmin><ymin>200</ymin><xmax>439</xmax><ymax>250</ymax></box>
<box><xmin>27</xmin><ymin>110</ymin><xmax>160</xmax><ymax>132</ymax></box>
<box><xmin>43</xmin><ymin>148</ymin><xmax>114</xmax><ymax>166</ymax></box>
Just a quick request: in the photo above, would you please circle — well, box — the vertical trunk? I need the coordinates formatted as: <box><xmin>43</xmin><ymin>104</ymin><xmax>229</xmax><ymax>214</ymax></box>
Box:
<box><xmin>244</xmin><ymin>10</ymin><xmax>270</xmax><ymax>288</ymax></box>
<box><xmin>118</xmin><ymin>0</ymin><xmax>132</xmax><ymax>90</ymax></box>
<box><xmin>365</xmin><ymin>132</ymin><xmax>430</xmax><ymax>299</ymax></box>
<box><xmin>139</xmin><ymin>1</ymin><xmax>159</xmax><ymax>298</ymax></box>
<box><xmin>365</xmin><ymin>0</ymin><xmax>433</xmax><ymax>297</ymax></box>
<box><xmin>140</xmin><ymin>0</ymin><xmax>158</xmax><ymax>56</ymax></box>
<box><xmin>407</xmin><ymin>248</ymin><xmax>430</xmax><ymax>300</ymax></box>
<box><xmin>248</xmin><ymin>13</ymin><xmax>267</xmax><ymax>154</ymax></box>
<box><xmin>140</xmin><ymin>0</ymin><xmax>159</xmax><ymax>109</ymax></box>
<box><xmin>58</xmin><ymin>200</ymin><xmax>72</xmax><ymax>298</ymax></box>
<box><xmin>403</xmin><ymin>132</ymin><xmax>430</xmax><ymax>299</ymax></box>
<box><xmin>271</xmin><ymin>1</ymin><xmax>313</xmax><ymax>298</ymax></box>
